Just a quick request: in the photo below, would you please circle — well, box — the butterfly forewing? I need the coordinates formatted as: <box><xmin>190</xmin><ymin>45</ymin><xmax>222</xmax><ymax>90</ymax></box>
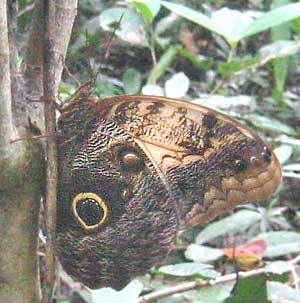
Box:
<box><xmin>94</xmin><ymin>95</ymin><xmax>282</xmax><ymax>228</ymax></box>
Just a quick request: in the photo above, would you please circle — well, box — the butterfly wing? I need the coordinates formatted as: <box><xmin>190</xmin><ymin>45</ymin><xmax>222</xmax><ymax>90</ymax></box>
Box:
<box><xmin>57</xmin><ymin>90</ymin><xmax>282</xmax><ymax>289</ymax></box>
<box><xmin>60</xmin><ymin>92</ymin><xmax>281</xmax><ymax>228</ymax></box>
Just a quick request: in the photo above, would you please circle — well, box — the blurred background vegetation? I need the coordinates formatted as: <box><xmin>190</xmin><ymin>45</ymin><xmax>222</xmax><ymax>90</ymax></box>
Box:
<box><xmin>18</xmin><ymin>0</ymin><xmax>300</xmax><ymax>302</ymax></box>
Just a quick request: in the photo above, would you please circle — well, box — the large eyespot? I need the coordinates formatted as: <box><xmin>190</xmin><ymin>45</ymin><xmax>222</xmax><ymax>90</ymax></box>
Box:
<box><xmin>118</xmin><ymin>147</ymin><xmax>144</xmax><ymax>172</ymax></box>
<box><xmin>72</xmin><ymin>192</ymin><xmax>108</xmax><ymax>231</ymax></box>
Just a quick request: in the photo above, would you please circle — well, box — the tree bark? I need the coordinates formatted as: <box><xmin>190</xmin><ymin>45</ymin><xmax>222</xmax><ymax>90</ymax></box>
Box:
<box><xmin>0</xmin><ymin>0</ymin><xmax>43</xmax><ymax>301</ymax></box>
<box><xmin>7</xmin><ymin>0</ymin><xmax>19</xmax><ymax>108</ymax></box>
<box><xmin>0</xmin><ymin>0</ymin><xmax>78</xmax><ymax>302</ymax></box>
<box><xmin>42</xmin><ymin>0</ymin><xmax>58</xmax><ymax>300</ymax></box>
<box><xmin>24</xmin><ymin>0</ymin><xmax>78</xmax><ymax>130</ymax></box>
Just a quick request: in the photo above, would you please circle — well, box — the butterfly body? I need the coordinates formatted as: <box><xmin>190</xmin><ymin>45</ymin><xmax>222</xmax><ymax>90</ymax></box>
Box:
<box><xmin>56</xmin><ymin>85</ymin><xmax>281</xmax><ymax>289</ymax></box>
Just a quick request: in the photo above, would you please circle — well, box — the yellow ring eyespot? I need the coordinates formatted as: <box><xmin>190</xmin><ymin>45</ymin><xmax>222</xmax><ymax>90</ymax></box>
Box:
<box><xmin>72</xmin><ymin>192</ymin><xmax>108</xmax><ymax>231</ymax></box>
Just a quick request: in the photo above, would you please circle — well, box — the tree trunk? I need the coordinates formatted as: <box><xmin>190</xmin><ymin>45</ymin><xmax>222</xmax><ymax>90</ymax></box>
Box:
<box><xmin>0</xmin><ymin>0</ymin><xmax>78</xmax><ymax>301</ymax></box>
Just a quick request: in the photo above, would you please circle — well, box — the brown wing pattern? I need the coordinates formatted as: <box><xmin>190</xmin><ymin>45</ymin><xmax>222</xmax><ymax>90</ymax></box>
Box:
<box><xmin>57</xmin><ymin>88</ymin><xmax>282</xmax><ymax>289</ymax></box>
<box><xmin>60</xmin><ymin>91</ymin><xmax>281</xmax><ymax>228</ymax></box>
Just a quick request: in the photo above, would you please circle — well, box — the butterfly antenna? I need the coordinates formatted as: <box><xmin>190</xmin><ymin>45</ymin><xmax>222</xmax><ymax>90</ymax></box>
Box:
<box><xmin>61</xmin><ymin>54</ymin><xmax>81</xmax><ymax>87</ymax></box>
<box><xmin>84</xmin><ymin>29</ymin><xmax>96</xmax><ymax>84</ymax></box>
<box><xmin>93</xmin><ymin>13</ymin><xmax>124</xmax><ymax>84</ymax></box>
<box><xmin>104</xmin><ymin>13</ymin><xmax>124</xmax><ymax>61</ymax></box>
<box><xmin>10</xmin><ymin>133</ymin><xmax>58</xmax><ymax>144</ymax></box>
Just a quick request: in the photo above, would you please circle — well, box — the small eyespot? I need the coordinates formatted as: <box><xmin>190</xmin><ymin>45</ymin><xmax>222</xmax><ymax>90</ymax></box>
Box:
<box><xmin>119</xmin><ymin>148</ymin><xmax>144</xmax><ymax>172</ymax></box>
<box><xmin>117</xmin><ymin>180</ymin><xmax>133</xmax><ymax>201</ymax></box>
<box><xmin>234</xmin><ymin>159</ymin><xmax>248</xmax><ymax>172</ymax></box>
<box><xmin>121</xmin><ymin>186</ymin><xmax>132</xmax><ymax>200</ymax></box>
<box><xmin>261</xmin><ymin>147</ymin><xmax>271</xmax><ymax>163</ymax></box>
<box><xmin>72</xmin><ymin>192</ymin><xmax>108</xmax><ymax>231</ymax></box>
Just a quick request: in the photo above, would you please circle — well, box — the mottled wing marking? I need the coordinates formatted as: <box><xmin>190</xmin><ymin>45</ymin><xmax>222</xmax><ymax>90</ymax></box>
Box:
<box><xmin>104</xmin><ymin>97</ymin><xmax>281</xmax><ymax>228</ymax></box>
<box><xmin>109</xmin><ymin>100</ymin><xmax>223</xmax><ymax>171</ymax></box>
<box><xmin>59</xmin><ymin>93</ymin><xmax>281</xmax><ymax>230</ymax></box>
<box><xmin>56</xmin><ymin>91</ymin><xmax>282</xmax><ymax>289</ymax></box>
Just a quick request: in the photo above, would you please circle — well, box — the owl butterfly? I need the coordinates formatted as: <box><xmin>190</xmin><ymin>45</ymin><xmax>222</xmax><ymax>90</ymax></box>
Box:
<box><xmin>56</xmin><ymin>83</ymin><xmax>281</xmax><ymax>290</ymax></box>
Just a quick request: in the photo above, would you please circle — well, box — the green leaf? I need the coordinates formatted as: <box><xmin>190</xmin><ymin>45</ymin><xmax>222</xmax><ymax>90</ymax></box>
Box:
<box><xmin>219</xmin><ymin>57</ymin><xmax>258</xmax><ymax>77</ymax></box>
<box><xmin>165</xmin><ymin>72</ymin><xmax>190</xmax><ymax>98</ymax></box>
<box><xmin>158</xmin><ymin>263</ymin><xmax>218</xmax><ymax>279</ymax></box>
<box><xmin>185</xmin><ymin>244</ymin><xmax>224</xmax><ymax>263</ymax></box>
<box><xmin>283</xmin><ymin>163</ymin><xmax>300</xmax><ymax>171</ymax></box>
<box><xmin>132</xmin><ymin>0</ymin><xmax>161</xmax><ymax>23</ymax></box>
<box><xmin>161</xmin><ymin>1</ymin><xmax>300</xmax><ymax>45</ymax></box>
<box><xmin>123</xmin><ymin>68</ymin><xmax>142</xmax><ymax>94</ymax></box>
<box><xmin>91</xmin><ymin>280</ymin><xmax>143</xmax><ymax>303</ymax></box>
<box><xmin>292</xmin><ymin>16</ymin><xmax>300</xmax><ymax>34</ymax></box>
<box><xmin>160</xmin><ymin>2</ymin><xmax>222</xmax><ymax>38</ymax></box>
<box><xmin>240</xmin><ymin>2</ymin><xmax>300</xmax><ymax>39</ymax></box>
<box><xmin>195</xmin><ymin>95</ymin><xmax>256</xmax><ymax>111</ymax></box>
<box><xmin>184</xmin><ymin>282</ymin><xmax>235</xmax><ymax>303</ymax></box>
<box><xmin>265</xmin><ymin>261</ymin><xmax>292</xmax><ymax>275</ymax></box>
<box><xmin>178</xmin><ymin>48</ymin><xmax>213</xmax><ymax>71</ymax></box>
<box><xmin>219</xmin><ymin>40</ymin><xmax>300</xmax><ymax>77</ymax></box>
<box><xmin>94</xmin><ymin>82</ymin><xmax>123</xmax><ymax>98</ymax></box>
<box><xmin>271</xmin><ymin>0</ymin><xmax>292</xmax><ymax>94</ymax></box>
<box><xmin>160</xmin><ymin>3</ymin><xmax>250</xmax><ymax>46</ymax></box>
<box><xmin>99</xmin><ymin>8</ymin><xmax>148</xmax><ymax>46</ymax></box>
<box><xmin>258</xmin><ymin>40</ymin><xmax>300</xmax><ymax>63</ymax></box>
<box><xmin>142</xmin><ymin>84</ymin><xmax>164</xmax><ymax>96</ymax></box>
<box><xmin>58</xmin><ymin>83</ymin><xmax>76</xmax><ymax>99</ymax></box>
<box><xmin>239</xmin><ymin>2</ymin><xmax>300</xmax><ymax>40</ymax></box>
<box><xmin>267</xmin><ymin>281</ymin><xmax>300</xmax><ymax>303</ymax></box>
<box><xmin>282</xmin><ymin>172</ymin><xmax>300</xmax><ymax>178</ymax></box>
<box><xmin>246</xmin><ymin>113</ymin><xmax>297</xmax><ymax>135</ymax></box>
<box><xmin>158</xmin><ymin>296</ymin><xmax>186</xmax><ymax>303</ymax></box>
<box><xmin>226</xmin><ymin>271</ymin><xmax>289</xmax><ymax>303</ymax></box>
<box><xmin>147</xmin><ymin>46</ymin><xmax>211</xmax><ymax>85</ymax></box>
<box><xmin>273</xmin><ymin>144</ymin><xmax>293</xmax><ymax>164</ymax></box>
<box><xmin>147</xmin><ymin>46</ymin><xmax>179</xmax><ymax>84</ymax></box>
<box><xmin>210</xmin><ymin>8</ymin><xmax>253</xmax><ymax>44</ymax></box>
<box><xmin>254</xmin><ymin>231</ymin><xmax>300</xmax><ymax>257</ymax></box>
<box><xmin>225</xmin><ymin>275</ymin><xmax>268</xmax><ymax>303</ymax></box>
<box><xmin>196</xmin><ymin>210</ymin><xmax>262</xmax><ymax>244</ymax></box>
<box><xmin>283</xmin><ymin>163</ymin><xmax>300</xmax><ymax>178</ymax></box>
<box><xmin>276</xmin><ymin>134</ymin><xmax>300</xmax><ymax>147</ymax></box>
